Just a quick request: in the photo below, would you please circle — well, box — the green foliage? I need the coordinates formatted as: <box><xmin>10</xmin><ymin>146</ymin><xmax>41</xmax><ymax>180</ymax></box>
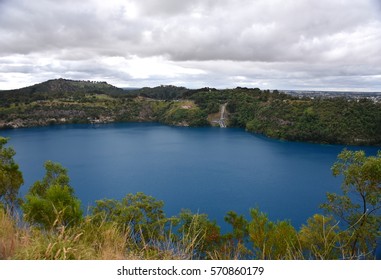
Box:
<box><xmin>321</xmin><ymin>150</ymin><xmax>381</xmax><ymax>259</ymax></box>
<box><xmin>299</xmin><ymin>214</ymin><xmax>341</xmax><ymax>259</ymax></box>
<box><xmin>136</xmin><ymin>85</ymin><xmax>188</xmax><ymax>100</ymax></box>
<box><xmin>0</xmin><ymin>137</ymin><xmax>23</xmax><ymax>212</ymax></box>
<box><xmin>23</xmin><ymin>185</ymin><xmax>82</xmax><ymax>230</ymax></box>
<box><xmin>248</xmin><ymin>208</ymin><xmax>298</xmax><ymax>259</ymax></box>
<box><xmin>175</xmin><ymin>209</ymin><xmax>221</xmax><ymax>258</ymax></box>
<box><xmin>221</xmin><ymin>211</ymin><xmax>252</xmax><ymax>259</ymax></box>
<box><xmin>224</xmin><ymin>211</ymin><xmax>249</xmax><ymax>243</ymax></box>
<box><xmin>158</xmin><ymin>101</ymin><xmax>208</xmax><ymax>127</ymax></box>
<box><xmin>29</xmin><ymin>160</ymin><xmax>70</xmax><ymax>196</ymax></box>
<box><xmin>1</xmin><ymin>79</ymin><xmax>381</xmax><ymax>145</ymax></box>
<box><xmin>91</xmin><ymin>192</ymin><xmax>168</xmax><ymax>241</ymax></box>
<box><xmin>22</xmin><ymin>161</ymin><xmax>82</xmax><ymax>229</ymax></box>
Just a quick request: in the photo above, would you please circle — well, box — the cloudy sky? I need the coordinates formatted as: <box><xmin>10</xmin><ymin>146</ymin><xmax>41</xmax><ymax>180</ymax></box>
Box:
<box><xmin>0</xmin><ymin>0</ymin><xmax>380</xmax><ymax>91</ymax></box>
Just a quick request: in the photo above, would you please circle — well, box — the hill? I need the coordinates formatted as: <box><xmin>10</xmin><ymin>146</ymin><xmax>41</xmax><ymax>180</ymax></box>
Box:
<box><xmin>0</xmin><ymin>78</ymin><xmax>125</xmax><ymax>106</ymax></box>
<box><xmin>1</xmin><ymin>79</ymin><xmax>381</xmax><ymax>146</ymax></box>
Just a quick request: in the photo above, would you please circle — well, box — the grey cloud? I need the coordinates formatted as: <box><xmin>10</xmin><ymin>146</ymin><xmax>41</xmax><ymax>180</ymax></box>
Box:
<box><xmin>38</xmin><ymin>59</ymin><xmax>134</xmax><ymax>82</ymax></box>
<box><xmin>0</xmin><ymin>0</ymin><xmax>144</xmax><ymax>56</ymax></box>
<box><xmin>114</xmin><ymin>0</ymin><xmax>379</xmax><ymax>65</ymax></box>
<box><xmin>134</xmin><ymin>0</ymin><xmax>229</xmax><ymax>17</ymax></box>
<box><xmin>174</xmin><ymin>59</ymin><xmax>381</xmax><ymax>90</ymax></box>
<box><xmin>1</xmin><ymin>0</ymin><xmax>379</xmax><ymax>62</ymax></box>
<box><xmin>0</xmin><ymin>64</ymin><xmax>35</xmax><ymax>74</ymax></box>
<box><xmin>0</xmin><ymin>0</ymin><xmax>380</xmax><ymax>91</ymax></box>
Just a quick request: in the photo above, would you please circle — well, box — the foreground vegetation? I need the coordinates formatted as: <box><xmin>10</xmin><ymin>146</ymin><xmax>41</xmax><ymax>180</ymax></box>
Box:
<box><xmin>1</xmin><ymin>79</ymin><xmax>381</xmax><ymax>145</ymax></box>
<box><xmin>0</xmin><ymin>137</ymin><xmax>380</xmax><ymax>260</ymax></box>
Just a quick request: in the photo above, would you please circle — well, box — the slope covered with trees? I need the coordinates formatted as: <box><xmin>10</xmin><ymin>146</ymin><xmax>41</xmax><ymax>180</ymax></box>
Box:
<box><xmin>1</xmin><ymin>79</ymin><xmax>381</xmax><ymax>145</ymax></box>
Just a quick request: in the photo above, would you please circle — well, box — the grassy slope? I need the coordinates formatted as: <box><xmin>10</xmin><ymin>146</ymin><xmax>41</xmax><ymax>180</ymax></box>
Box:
<box><xmin>0</xmin><ymin>210</ymin><xmax>197</xmax><ymax>260</ymax></box>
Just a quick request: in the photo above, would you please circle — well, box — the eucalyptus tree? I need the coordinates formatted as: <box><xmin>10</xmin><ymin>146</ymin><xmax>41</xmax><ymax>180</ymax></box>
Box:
<box><xmin>0</xmin><ymin>137</ymin><xmax>23</xmax><ymax>213</ymax></box>
<box><xmin>22</xmin><ymin>161</ymin><xmax>82</xmax><ymax>229</ymax></box>
<box><xmin>321</xmin><ymin>149</ymin><xmax>381</xmax><ymax>259</ymax></box>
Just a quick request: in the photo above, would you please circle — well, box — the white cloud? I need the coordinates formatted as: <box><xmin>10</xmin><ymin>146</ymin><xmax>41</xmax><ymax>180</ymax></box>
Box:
<box><xmin>0</xmin><ymin>0</ymin><xmax>380</xmax><ymax>91</ymax></box>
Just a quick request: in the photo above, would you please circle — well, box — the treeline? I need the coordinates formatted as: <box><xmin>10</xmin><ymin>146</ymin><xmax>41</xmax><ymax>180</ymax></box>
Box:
<box><xmin>1</xmin><ymin>79</ymin><xmax>381</xmax><ymax>145</ymax></box>
<box><xmin>132</xmin><ymin>86</ymin><xmax>381</xmax><ymax>145</ymax></box>
<box><xmin>1</xmin><ymin>137</ymin><xmax>380</xmax><ymax>260</ymax></box>
<box><xmin>184</xmin><ymin>88</ymin><xmax>381</xmax><ymax>145</ymax></box>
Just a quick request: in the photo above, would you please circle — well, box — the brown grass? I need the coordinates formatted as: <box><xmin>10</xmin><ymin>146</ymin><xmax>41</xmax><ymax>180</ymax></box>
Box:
<box><xmin>0</xmin><ymin>211</ymin><xmax>202</xmax><ymax>260</ymax></box>
<box><xmin>0</xmin><ymin>210</ymin><xmax>28</xmax><ymax>259</ymax></box>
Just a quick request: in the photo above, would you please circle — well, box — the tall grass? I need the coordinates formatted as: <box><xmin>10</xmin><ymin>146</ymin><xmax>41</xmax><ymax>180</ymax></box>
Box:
<box><xmin>12</xmin><ymin>218</ymin><xmax>138</xmax><ymax>260</ymax></box>
<box><xmin>0</xmin><ymin>210</ymin><xmax>204</xmax><ymax>260</ymax></box>
<box><xmin>4</xmin><ymin>208</ymin><xmax>373</xmax><ymax>260</ymax></box>
<box><xmin>0</xmin><ymin>209</ymin><xmax>28</xmax><ymax>259</ymax></box>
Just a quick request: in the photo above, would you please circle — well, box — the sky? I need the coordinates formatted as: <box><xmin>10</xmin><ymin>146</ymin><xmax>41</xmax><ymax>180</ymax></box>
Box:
<box><xmin>0</xmin><ymin>0</ymin><xmax>381</xmax><ymax>91</ymax></box>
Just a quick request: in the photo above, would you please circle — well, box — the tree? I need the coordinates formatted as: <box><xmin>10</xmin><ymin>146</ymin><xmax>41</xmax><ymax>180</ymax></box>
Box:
<box><xmin>91</xmin><ymin>192</ymin><xmax>168</xmax><ymax>241</ymax></box>
<box><xmin>0</xmin><ymin>137</ymin><xmax>23</xmax><ymax>212</ymax></box>
<box><xmin>248</xmin><ymin>208</ymin><xmax>298</xmax><ymax>259</ymax></box>
<box><xmin>22</xmin><ymin>161</ymin><xmax>82</xmax><ymax>229</ymax></box>
<box><xmin>321</xmin><ymin>149</ymin><xmax>381</xmax><ymax>259</ymax></box>
<box><xmin>222</xmin><ymin>211</ymin><xmax>251</xmax><ymax>259</ymax></box>
<box><xmin>27</xmin><ymin>160</ymin><xmax>70</xmax><ymax>196</ymax></box>
<box><xmin>299</xmin><ymin>214</ymin><xmax>341</xmax><ymax>259</ymax></box>
<box><xmin>176</xmin><ymin>209</ymin><xmax>221</xmax><ymax>258</ymax></box>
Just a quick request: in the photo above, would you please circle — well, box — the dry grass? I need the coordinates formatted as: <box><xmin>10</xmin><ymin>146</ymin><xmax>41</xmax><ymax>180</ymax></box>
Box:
<box><xmin>0</xmin><ymin>211</ymin><xmax>203</xmax><ymax>260</ymax></box>
<box><xmin>0</xmin><ymin>209</ymin><xmax>137</xmax><ymax>260</ymax></box>
<box><xmin>0</xmin><ymin>209</ymin><xmax>17</xmax><ymax>259</ymax></box>
<box><xmin>0</xmin><ymin>210</ymin><xmax>28</xmax><ymax>259</ymax></box>
<box><xmin>12</xmin><ymin>219</ymin><xmax>139</xmax><ymax>260</ymax></box>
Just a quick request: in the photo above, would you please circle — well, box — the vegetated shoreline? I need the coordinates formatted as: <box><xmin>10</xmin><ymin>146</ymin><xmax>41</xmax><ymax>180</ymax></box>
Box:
<box><xmin>1</xmin><ymin>78</ymin><xmax>381</xmax><ymax>146</ymax></box>
<box><xmin>0</xmin><ymin>117</ymin><xmax>378</xmax><ymax>148</ymax></box>
<box><xmin>1</xmin><ymin>120</ymin><xmax>379</xmax><ymax>150</ymax></box>
<box><xmin>1</xmin><ymin>92</ymin><xmax>380</xmax><ymax>259</ymax></box>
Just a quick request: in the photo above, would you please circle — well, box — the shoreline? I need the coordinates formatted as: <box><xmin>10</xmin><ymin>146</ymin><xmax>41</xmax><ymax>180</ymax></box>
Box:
<box><xmin>2</xmin><ymin>120</ymin><xmax>380</xmax><ymax>148</ymax></box>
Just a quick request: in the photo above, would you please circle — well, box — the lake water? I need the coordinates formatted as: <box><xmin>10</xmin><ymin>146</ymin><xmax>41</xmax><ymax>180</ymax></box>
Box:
<box><xmin>1</xmin><ymin>123</ymin><xmax>379</xmax><ymax>231</ymax></box>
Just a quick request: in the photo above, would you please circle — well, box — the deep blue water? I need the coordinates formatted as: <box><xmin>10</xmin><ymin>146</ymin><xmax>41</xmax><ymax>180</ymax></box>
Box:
<box><xmin>1</xmin><ymin>123</ymin><xmax>379</xmax><ymax>232</ymax></box>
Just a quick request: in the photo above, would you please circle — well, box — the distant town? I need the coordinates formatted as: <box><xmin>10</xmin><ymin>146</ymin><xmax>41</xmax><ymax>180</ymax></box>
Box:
<box><xmin>282</xmin><ymin>90</ymin><xmax>381</xmax><ymax>103</ymax></box>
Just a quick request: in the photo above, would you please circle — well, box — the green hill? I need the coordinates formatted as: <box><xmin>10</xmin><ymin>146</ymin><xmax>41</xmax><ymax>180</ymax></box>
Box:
<box><xmin>0</xmin><ymin>78</ymin><xmax>125</xmax><ymax>106</ymax></box>
<box><xmin>1</xmin><ymin>79</ymin><xmax>381</xmax><ymax>145</ymax></box>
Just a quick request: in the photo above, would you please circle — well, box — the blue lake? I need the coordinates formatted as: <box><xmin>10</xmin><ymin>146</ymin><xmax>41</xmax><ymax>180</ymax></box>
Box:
<box><xmin>1</xmin><ymin>123</ymin><xmax>379</xmax><ymax>231</ymax></box>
